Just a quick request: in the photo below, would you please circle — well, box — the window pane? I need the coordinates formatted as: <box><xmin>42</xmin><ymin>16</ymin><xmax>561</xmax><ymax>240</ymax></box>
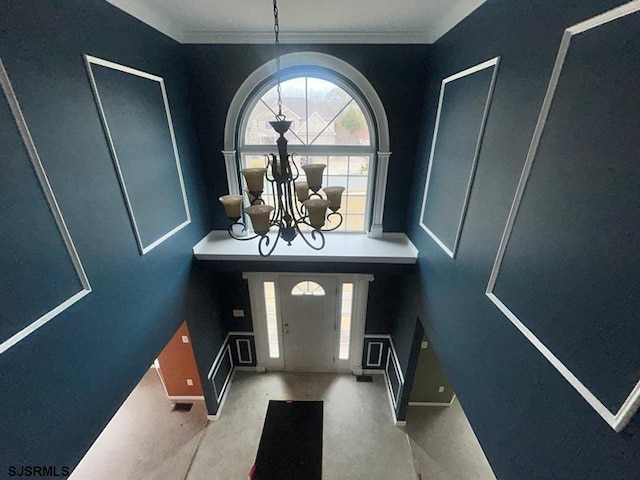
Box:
<box><xmin>291</xmin><ymin>281</ymin><xmax>325</xmax><ymax>296</ymax></box>
<box><xmin>339</xmin><ymin>283</ymin><xmax>354</xmax><ymax>360</ymax></box>
<box><xmin>263</xmin><ymin>282</ymin><xmax>279</xmax><ymax>358</ymax></box>
<box><xmin>242</xmin><ymin>75</ymin><xmax>374</xmax><ymax>234</ymax></box>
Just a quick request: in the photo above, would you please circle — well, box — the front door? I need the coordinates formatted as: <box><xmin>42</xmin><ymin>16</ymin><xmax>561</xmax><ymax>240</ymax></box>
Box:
<box><xmin>278</xmin><ymin>276</ymin><xmax>337</xmax><ymax>372</ymax></box>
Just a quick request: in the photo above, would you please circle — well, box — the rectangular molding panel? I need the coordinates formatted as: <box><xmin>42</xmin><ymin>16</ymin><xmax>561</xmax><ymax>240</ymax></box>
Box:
<box><xmin>0</xmin><ymin>59</ymin><xmax>91</xmax><ymax>355</ymax></box>
<box><xmin>85</xmin><ymin>55</ymin><xmax>190</xmax><ymax>255</ymax></box>
<box><xmin>486</xmin><ymin>1</ymin><xmax>640</xmax><ymax>432</ymax></box>
<box><xmin>419</xmin><ymin>57</ymin><xmax>500</xmax><ymax>258</ymax></box>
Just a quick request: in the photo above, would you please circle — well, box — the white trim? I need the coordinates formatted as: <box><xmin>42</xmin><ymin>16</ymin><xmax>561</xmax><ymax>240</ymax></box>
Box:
<box><xmin>84</xmin><ymin>54</ymin><xmax>191</xmax><ymax>255</ymax></box>
<box><xmin>235</xmin><ymin>338</ymin><xmax>253</xmax><ymax>365</ymax></box>
<box><xmin>366</xmin><ymin>341</ymin><xmax>384</xmax><ymax>368</ymax></box>
<box><xmin>419</xmin><ymin>57</ymin><xmax>500</xmax><ymax>258</ymax></box>
<box><xmin>485</xmin><ymin>1</ymin><xmax>640</xmax><ymax>433</ymax></box>
<box><xmin>223</xmin><ymin>52</ymin><xmax>390</xmax><ymax>236</ymax></box>
<box><xmin>210</xmin><ymin>345</ymin><xmax>233</xmax><ymax>404</ymax></box>
<box><xmin>364</xmin><ymin>334</ymin><xmax>391</xmax><ymax>339</ymax></box>
<box><xmin>362</xmin><ymin>369</ymin><xmax>385</xmax><ymax>375</ymax></box>
<box><xmin>193</xmin><ymin>231</ymin><xmax>418</xmax><ymax>264</ymax></box>
<box><xmin>222</xmin><ymin>150</ymin><xmax>240</xmax><ymax>195</ymax></box>
<box><xmin>409</xmin><ymin>395</ymin><xmax>456</xmax><ymax>407</ymax></box>
<box><xmin>183</xmin><ymin>31</ymin><xmax>437</xmax><ymax>45</ymax></box>
<box><xmin>234</xmin><ymin>366</ymin><xmax>259</xmax><ymax>372</ymax></box>
<box><xmin>369</xmin><ymin>152</ymin><xmax>391</xmax><ymax>238</ymax></box>
<box><xmin>210</xmin><ymin>369</ymin><xmax>236</xmax><ymax>420</ymax></box>
<box><xmin>228</xmin><ymin>331</ymin><xmax>255</xmax><ymax>336</ymax></box>
<box><xmin>244</xmin><ymin>272</ymin><xmax>372</xmax><ymax>374</ymax></box>
<box><xmin>0</xmin><ymin>59</ymin><xmax>92</xmax><ymax>355</ymax></box>
<box><xmin>207</xmin><ymin>333</ymin><xmax>231</xmax><ymax>380</ymax></box>
<box><xmin>168</xmin><ymin>396</ymin><xmax>205</xmax><ymax>402</ymax></box>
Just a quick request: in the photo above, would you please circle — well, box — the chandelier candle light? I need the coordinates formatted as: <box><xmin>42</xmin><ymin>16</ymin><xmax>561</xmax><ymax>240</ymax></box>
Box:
<box><xmin>218</xmin><ymin>0</ymin><xmax>345</xmax><ymax>256</ymax></box>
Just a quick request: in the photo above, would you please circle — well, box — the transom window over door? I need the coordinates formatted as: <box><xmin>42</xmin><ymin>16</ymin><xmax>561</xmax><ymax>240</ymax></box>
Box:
<box><xmin>240</xmin><ymin>75</ymin><xmax>375</xmax><ymax>232</ymax></box>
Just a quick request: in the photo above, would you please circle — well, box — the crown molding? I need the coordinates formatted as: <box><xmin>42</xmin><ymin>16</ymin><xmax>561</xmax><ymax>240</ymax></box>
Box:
<box><xmin>181</xmin><ymin>31</ymin><xmax>434</xmax><ymax>44</ymax></box>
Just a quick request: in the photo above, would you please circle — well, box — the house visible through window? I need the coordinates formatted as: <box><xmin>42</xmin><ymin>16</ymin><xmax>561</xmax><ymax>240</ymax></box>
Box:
<box><xmin>240</xmin><ymin>75</ymin><xmax>375</xmax><ymax>232</ymax></box>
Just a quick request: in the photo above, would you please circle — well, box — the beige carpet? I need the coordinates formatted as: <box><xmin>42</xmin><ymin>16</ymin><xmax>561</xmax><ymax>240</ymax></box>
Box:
<box><xmin>70</xmin><ymin>368</ymin><xmax>207</xmax><ymax>480</ymax></box>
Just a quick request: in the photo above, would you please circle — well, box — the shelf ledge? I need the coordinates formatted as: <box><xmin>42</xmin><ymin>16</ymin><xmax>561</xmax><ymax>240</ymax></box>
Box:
<box><xmin>192</xmin><ymin>231</ymin><xmax>418</xmax><ymax>264</ymax></box>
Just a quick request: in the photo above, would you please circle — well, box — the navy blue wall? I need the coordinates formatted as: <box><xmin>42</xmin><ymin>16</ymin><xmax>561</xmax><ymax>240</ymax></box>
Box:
<box><xmin>183</xmin><ymin>44</ymin><xmax>431</xmax><ymax>233</ymax></box>
<box><xmin>405</xmin><ymin>0</ymin><xmax>640</xmax><ymax>478</ymax></box>
<box><xmin>0</xmin><ymin>0</ymin><xmax>226</xmax><ymax>472</ymax></box>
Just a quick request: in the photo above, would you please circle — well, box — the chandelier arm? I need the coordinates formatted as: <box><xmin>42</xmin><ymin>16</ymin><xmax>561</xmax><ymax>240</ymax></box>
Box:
<box><xmin>294</xmin><ymin>226</ymin><xmax>325</xmax><ymax>251</ymax></box>
<box><xmin>227</xmin><ymin>221</ymin><xmax>262</xmax><ymax>241</ymax></box>
<box><xmin>290</xmin><ymin>154</ymin><xmax>300</xmax><ymax>181</ymax></box>
<box><xmin>265</xmin><ymin>154</ymin><xmax>276</xmax><ymax>182</ymax></box>
<box><xmin>321</xmin><ymin>211</ymin><xmax>344</xmax><ymax>232</ymax></box>
<box><xmin>258</xmin><ymin>231</ymin><xmax>280</xmax><ymax>256</ymax></box>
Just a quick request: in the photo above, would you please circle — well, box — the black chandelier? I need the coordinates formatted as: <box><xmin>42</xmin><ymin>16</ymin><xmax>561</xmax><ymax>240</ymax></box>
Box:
<box><xmin>219</xmin><ymin>0</ymin><xmax>345</xmax><ymax>256</ymax></box>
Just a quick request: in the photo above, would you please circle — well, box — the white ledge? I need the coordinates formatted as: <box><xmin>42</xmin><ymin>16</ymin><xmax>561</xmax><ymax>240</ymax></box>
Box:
<box><xmin>192</xmin><ymin>231</ymin><xmax>418</xmax><ymax>264</ymax></box>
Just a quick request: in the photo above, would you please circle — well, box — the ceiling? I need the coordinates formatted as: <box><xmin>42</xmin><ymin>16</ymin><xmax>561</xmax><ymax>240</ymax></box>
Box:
<box><xmin>106</xmin><ymin>0</ymin><xmax>486</xmax><ymax>44</ymax></box>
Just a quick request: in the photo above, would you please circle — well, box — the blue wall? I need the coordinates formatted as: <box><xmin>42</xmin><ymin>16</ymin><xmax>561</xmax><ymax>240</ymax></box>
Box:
<box><xmin>405</xmin><ymin>0</ymin><xmax>640</xmax><ymax>478</ymax></box>
<box><xmin>0</xmin><ymin>0</ymin><xmax>226</xmax><ymax>472</ymax></box>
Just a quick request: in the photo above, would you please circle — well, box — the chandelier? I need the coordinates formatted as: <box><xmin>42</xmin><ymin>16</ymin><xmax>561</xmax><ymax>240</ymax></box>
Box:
<box><xmin>219</xmin><ymin>0</ymin><xmax>344</xmax><ymax>256</ymax></box>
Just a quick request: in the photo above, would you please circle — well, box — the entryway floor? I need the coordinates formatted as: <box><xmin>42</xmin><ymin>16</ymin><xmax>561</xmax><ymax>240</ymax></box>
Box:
<box><xmin>70</xmin><ymin>369</ymin><xmax>494</xmax><ymax>480</ymax></box>
<box><xmin>186</xmin><ymin>370</ymin><xmax>416</xmax><ymax>480</ymax></box>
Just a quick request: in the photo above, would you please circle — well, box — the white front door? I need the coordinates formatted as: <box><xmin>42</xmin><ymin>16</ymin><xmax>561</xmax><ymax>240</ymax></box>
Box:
<box><xmin>279</xmin><ymin>276</ymin><xmax>337</xmax><ymax>372</ymax></box>
<box><xmin>245</xmin><ymin>272</ymin><xmax>373</xmax><ymax>374</ymax></box>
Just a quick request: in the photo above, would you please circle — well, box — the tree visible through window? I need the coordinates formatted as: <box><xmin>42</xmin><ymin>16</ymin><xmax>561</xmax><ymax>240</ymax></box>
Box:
<box><xmin>240</xmin><ymin>76</ymin><xmax>374</xmax><ymax>232</ymax></box>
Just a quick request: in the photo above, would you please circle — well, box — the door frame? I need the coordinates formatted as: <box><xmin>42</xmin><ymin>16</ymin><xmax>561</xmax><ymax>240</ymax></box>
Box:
<box><xmin>243</xmin><ymin>272</ymin><xmax>374</xmax><ymax>374</ymax></box>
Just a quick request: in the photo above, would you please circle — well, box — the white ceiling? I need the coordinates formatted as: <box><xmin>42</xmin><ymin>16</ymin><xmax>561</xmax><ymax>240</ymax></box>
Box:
<box><xmin>106</xmin><ymin>0</ymin><xmax>486</xmax><ymax>44</ymax></box>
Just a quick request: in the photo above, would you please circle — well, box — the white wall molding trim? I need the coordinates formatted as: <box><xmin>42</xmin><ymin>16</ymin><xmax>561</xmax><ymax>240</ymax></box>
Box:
<box><xmin>210</xmin><ymin>345</ymin><xmax>233</xmax><ymax>404</ymax></box>
<box><xmin>366</xmin><ymin>341</ymin><xmax>384</xmax><ymax>368</ymax></box>
<box><xmin>485</xmin><ymin>0</ymin><xmax>640</xmax><ymax>433</ymax></box>
<box><xmin>0</xmin><ymin>59</ymin><xmax>92</xmax><ymax>355</ymax></box>
<box><xmin>235</xmin><ymin>338</ymin><xmax>253</xmax><ymax>365</ymax></box>
<box><xmin>419</xmin><ymin>56</ymin><xmax>500</xmax><ymax>259</ymax></box>
<box><xmin>183</xmin><ymin>31</ymin><xmax>436</xmax><ymax>45</ymax></box>
<box><xmin>84</xmin><ymin>54</ymin><xmax>191</xmax><ymax>255</ymax></box>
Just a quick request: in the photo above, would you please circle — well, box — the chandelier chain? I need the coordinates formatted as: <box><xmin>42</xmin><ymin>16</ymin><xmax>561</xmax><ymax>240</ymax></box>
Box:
<box><xmin>273</xmin><ymin>0</ymin><xmax>285</xmax><ymax>121</ymax></box>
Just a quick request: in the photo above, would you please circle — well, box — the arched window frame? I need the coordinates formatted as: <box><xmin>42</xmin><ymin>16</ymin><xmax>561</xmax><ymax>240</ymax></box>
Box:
<box><xmin>223</xmin><ymin>52</ymin><xmax>391</xmax><ymax>238</ymax></box>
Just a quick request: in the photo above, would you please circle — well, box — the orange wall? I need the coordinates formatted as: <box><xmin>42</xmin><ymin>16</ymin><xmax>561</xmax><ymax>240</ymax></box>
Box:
<box><xmin>156</xmin><ymin>321</ymin><xmax>203</xmax><ymax>397</ymax></box>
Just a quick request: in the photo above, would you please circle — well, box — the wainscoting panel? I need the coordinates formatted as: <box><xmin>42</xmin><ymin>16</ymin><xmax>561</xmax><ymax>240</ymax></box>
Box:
<box><xmin>210</xmin><ymin>345</ymin><xmax>233</xmax><ymax>404</ymax></box>
<box><xmin>229</xmin><ymin>333</ymin><xmax>257</xmax><ymax>367</ymax></box>
<box><xmin>419</xmin><ymin>57</ymin><xmax>499</xmax><ymax>258</ymax></box>
<box><xmin>486</xmin><ymin>2</ymin><xmax>640</xmax><ymax>432</ymax></box>
<box><xmin>84</xmin><ymin>55</ymin><xmax>190</xmax><ymax>255</ymax></box>
<box><xmin>0</xmin><ymin>59</ymin><xmax>91</xmax><ymax>355</ymax></box>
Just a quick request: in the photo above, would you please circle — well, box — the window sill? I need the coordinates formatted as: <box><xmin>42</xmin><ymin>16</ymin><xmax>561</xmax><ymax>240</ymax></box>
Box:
<box><xmin>192</xmin><ymin>231</ymin><xmax>418</xmax><ymax>264</ymax></box>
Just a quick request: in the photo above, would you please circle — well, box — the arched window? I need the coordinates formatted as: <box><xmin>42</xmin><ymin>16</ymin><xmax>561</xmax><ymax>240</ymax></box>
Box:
<box><xmin>224</xmin><ymin>52</ymin><xmax>391</xmax><ymax>237</ymax></box>
<box><xmin>240</xmin><ymin>74</ymin><xmax>373</xmax><ymax>231</ymax></box>
<box><xmin>291</xmin><ymin>281</ymin><xmax>326</xmax><ymax>296</ymax></box>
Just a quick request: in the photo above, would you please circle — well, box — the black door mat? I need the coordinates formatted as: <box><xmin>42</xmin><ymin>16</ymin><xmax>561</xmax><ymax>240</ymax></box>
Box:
<box><xmin>251</xmin><ymin>400</ymin><xmax>323</xmax><ymax>480</ymax></box>
<box><xmin>356</xmin><ymin>375</ymin><xmax>373</xmax><ymax>382</ymax></box>
<box><xmin>172</xmin><ymin>402</ymin><xmax>193</xmax><ymax>412</ymax></box>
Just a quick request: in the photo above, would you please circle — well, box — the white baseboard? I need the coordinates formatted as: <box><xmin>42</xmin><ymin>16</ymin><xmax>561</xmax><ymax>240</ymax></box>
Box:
<box><xmin>168</xmin><ymin>395</ymin><xmax>205</xmax><ymax>402</ymax></box>
<box><xmin>207</xmin><ymin>414</ymin><xmax>217</xmax><ymax>422</ymax></box>
<box><xmin>213</xmin><ymin>370</ymin><xmax>235</xmax><ymax>419</ymax></box>
<box><xmin>362</xmin><ymin>369</ymin><xmax>385</xmax><ymax>375</ymax></box>
<box><xmin>395</xmin><ymin>420</ymin><xmax>407</xmax><ymax>426</ymax></box>
<box><xmin>408</xmin><ymin>394</ymin><xmax>456</xmax><ymax>407</ymax></box>
<box><xmin>234</xmin><ymin>366</ymin><xmax>258</xmax><ymax>372</ymax></box>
